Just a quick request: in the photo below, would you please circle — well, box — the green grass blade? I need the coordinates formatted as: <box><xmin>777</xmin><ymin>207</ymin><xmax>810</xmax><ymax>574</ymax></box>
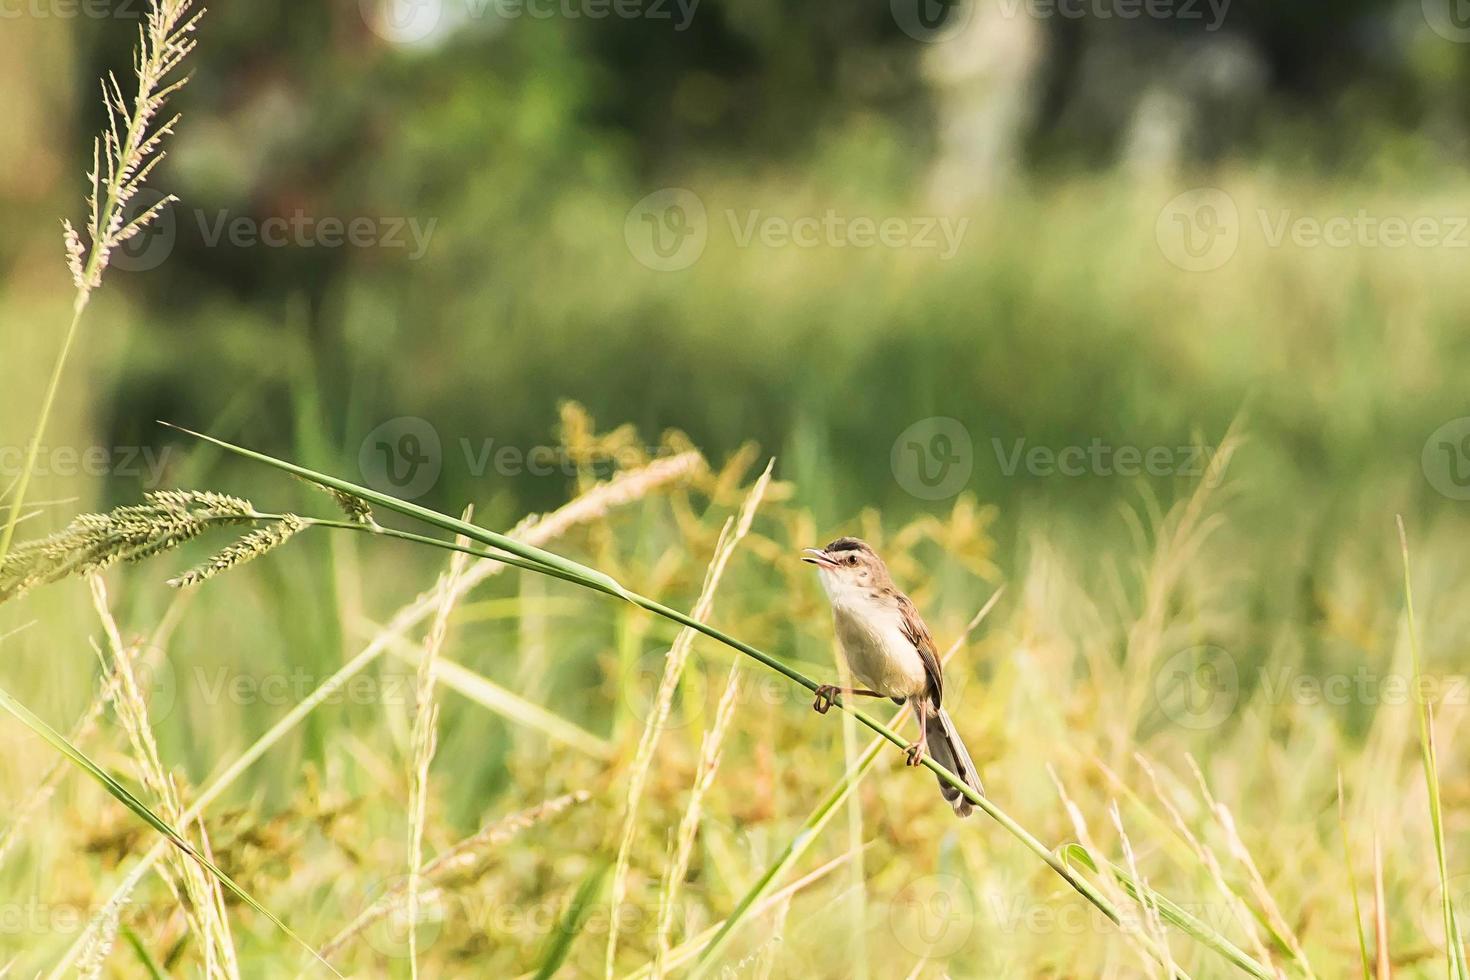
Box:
<box><xmin>1060</xmin><ymin>845</ymin><xmax>1273</xmax><ymax>979</ymax></box>
<box><xmin>688</xmin><ymin>734</ymin><xmax>886</xmax><ymax>978</ymax></box>
<box><xmin>160</xmin><ymin>422</ymin><xmax>629</xmax><ymax>597</ymax></box>
<box><xmin>0</xmin><ymin>683</ymin><xmax>340</xmax><ymax>977</ymax></box>
<box><xmin>533</xmin><ymin>861</ymin><xmax>611</xmax><ymax>979</ymax></box>
<box><xmin>1337</xmin><ymin>774</ymin><xmax>1373</xmax><ymax>980</ymax></box>
<box><xmin>119</xmin><ymin>926</ymin><xmax>168</xmax><ymax>980</ymax></box>
<box><xmin>1397</xmin><ymin>517</ymin><xmax>1469</xmax><ymax>980</ymax></box>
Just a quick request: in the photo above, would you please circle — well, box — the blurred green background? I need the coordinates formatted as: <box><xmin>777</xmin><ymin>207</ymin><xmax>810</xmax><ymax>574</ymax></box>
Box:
<box><xmin>4</xmin><ymin>0</ymin><xmax>1470</xmax><ymax>547</ymax></box>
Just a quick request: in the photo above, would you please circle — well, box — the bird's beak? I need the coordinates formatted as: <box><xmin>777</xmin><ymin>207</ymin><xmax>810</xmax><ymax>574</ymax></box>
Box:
<box><xmin>801</xmin><ymin>548</ymin><xmax>836</xmax><ymax>568</ymax></box>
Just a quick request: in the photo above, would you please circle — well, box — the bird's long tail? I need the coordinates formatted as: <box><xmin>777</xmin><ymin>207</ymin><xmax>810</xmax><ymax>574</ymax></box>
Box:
<box><xmin>925</xmin><ymin>707</ymin><xmax>984</xmax><ymax>817</ymax></box>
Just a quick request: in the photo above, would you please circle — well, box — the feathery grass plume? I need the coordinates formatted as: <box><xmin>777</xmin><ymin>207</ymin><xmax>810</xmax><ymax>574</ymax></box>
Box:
<box><xmin>57</xmin><ymin>453</ymin><xmax>699</xmax><ymax>977</ymax></box>
<box><xmin>76</xmin><ymin>897</ymin><xmax>124</xmax><ymax>980</ymax></box>
<box><xmin>0</xmin><ymin>491</ymin><xmax>258</xmax><ymax>602</ymax></box>
<box><xmin>1049</xmin><ymin>768</ymin><xmax>1168</xmax><ymax>976</ymax></box>
<box><xmin>605</xmin><ymin>460</ymin><xmax>773</xmax><ymax>978</ymax></box>
<box><xmin>296</xmin><ymin>476</ymin><xmax>378</xmax><ymax>528</ymax></box>
<box><xmin>1109</xmin><ymin>800</ymin><xmax>1178</xmax><ymax>978</ymax></box>
<box><xmin>1185</xmin><ymin>755</ymin><xmax>1314</xmax><ymax>976</ymax></box>
<box><xmin>750</xmin><ymin>893</ymin><xmax>791</xmax><ymax>980</ymax></box>
<box><xmin>406</xmin><ymin>513</ymin><xmax>472</xmax><ymax>979</ymax></box>
<box><xmin>0</xmin><ymin>0</ymin><xmax>205</xmax><ymax>567</ymax></box>
<box><xmin>652</xmin><ymin>659</ymin><xmax>744</xmax><ymax>978</ymax></box>
<box><xmin>1132</xmin><ymin>753</ymin><xmax>1277</xmax><ymax>971</ymax></box>
<box><xmin>91</xmin><ymin>576</ymin><xmax>240</xmax><ymax>979</ymax></box>
<box><xmin>167</xmin><ymin>514</ymin><xmax>306</xmax><ymax>588</ymax></box>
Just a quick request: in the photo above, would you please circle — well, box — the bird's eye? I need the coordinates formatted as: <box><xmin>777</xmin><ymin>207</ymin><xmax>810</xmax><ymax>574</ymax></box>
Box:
<box><xmin>846</xmin><ymin>555</ymin><xmax>858</xmax><ymax>566</ymax></box>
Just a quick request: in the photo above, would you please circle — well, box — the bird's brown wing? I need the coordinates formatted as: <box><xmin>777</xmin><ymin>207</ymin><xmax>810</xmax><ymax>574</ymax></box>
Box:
<box><xmin>897</xmin><ymin>592</ymin><xmax>944</xmax><ymax>707</ymax></box>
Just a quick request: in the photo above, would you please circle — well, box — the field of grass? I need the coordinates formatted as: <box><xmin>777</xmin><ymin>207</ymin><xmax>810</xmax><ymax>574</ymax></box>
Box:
<box><xmin>4</xmin><ymin>2</ymin><xmax>1470</xmax><ymax>977</ymax></box>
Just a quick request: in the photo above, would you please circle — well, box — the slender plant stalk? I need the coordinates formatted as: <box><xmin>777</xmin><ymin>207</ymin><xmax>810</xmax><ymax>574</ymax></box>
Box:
<box><xmin>407</xmin><ymin>525</ymin><xmax>470</xmax><ymax>979</ymax></box>
<box><xmin>1396</xmin><ymin>517</ymin><xmax>1468</xmax><ymax>980</ymax></box>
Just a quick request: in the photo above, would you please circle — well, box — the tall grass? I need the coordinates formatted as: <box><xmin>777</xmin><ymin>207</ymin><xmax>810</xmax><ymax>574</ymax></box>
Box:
<box><xmin>1</xmin><ymin>411</ymin><xmax>1466</xmax><ymax>974</ymax></box>
<box><xmin>0</xmin><ymin>0</ymin><xmax>201</xmax><ymax>566</ymax></box>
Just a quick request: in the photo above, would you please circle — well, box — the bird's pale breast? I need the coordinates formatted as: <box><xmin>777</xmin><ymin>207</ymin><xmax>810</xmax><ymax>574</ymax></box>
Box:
<box><xmin>830</xmin><ymin>600</ymin><xmax>929</xmax><ymax>699</ymax></box>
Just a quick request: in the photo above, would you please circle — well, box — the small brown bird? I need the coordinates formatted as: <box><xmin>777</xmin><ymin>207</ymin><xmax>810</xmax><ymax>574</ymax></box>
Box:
<box><xmin>802</xmin><ymin>537</ymin><xmax>984</xmax><ymax>816</ymax></box>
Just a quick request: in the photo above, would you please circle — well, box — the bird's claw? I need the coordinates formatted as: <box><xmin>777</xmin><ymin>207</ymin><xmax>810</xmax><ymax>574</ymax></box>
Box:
<box><xmin>813</xmin><ymin>685</ymin><xmax>839</xmax><ymax>714</ymax></box>
<box><xmin>905</xmin><ymin>741</ymin><xmax>926</xmax><ymax>767</ymax></box>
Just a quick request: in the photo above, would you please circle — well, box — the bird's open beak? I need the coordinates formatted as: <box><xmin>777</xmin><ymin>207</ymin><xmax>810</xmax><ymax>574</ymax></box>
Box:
<box><xmin>801</xmin><ymin>548</ymin><xmax>836</xmax><ymax>568</ymax></box>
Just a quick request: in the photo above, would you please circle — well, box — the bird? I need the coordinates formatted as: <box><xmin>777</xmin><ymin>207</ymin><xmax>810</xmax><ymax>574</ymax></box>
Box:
<box><xmin>802</xmin><ymin>536</ymin><xmax>984</xmax><ymax>816</ymax></box>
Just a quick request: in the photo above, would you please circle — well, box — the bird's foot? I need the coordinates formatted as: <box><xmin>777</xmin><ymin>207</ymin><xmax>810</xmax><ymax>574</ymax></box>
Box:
<box><xmin>905</xmin><ymin>740</ymin><xmax>927</xmax><ymax>767</ymax></box>
<box><xmin>813</xmin><ymin>685</ymin><xmax>840</xmax><ymax>714</ymax></box>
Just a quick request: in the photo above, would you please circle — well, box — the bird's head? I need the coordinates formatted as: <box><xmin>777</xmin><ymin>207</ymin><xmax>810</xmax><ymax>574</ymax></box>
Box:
<box><xmin>801</xmin><ymin>537</ymin><xmax>890</xmax><ymax>599</ymax></box>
